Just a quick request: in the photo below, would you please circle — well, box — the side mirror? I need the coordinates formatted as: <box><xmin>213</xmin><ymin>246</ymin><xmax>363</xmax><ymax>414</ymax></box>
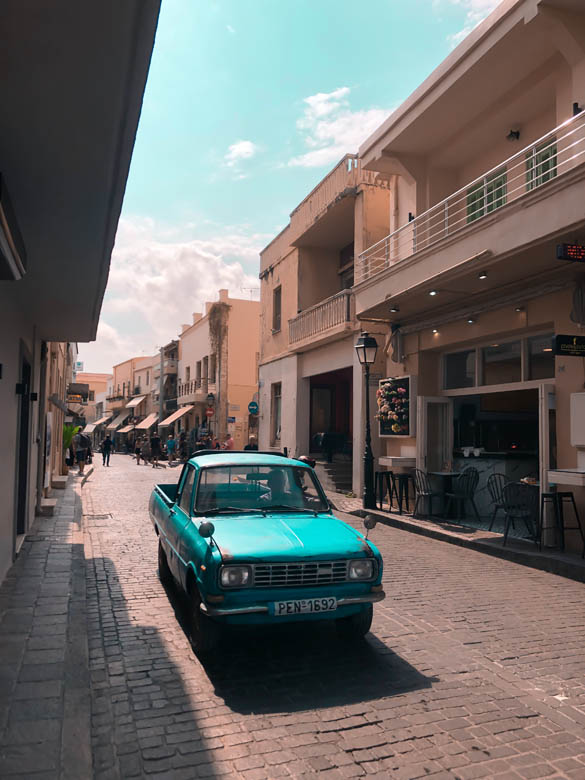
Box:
<box><xmin>199</xmin><ymin>521</ymin><xmax>215</xmax><ymax>538</ymax></box>
<box><xmin>364</xmin><ymin>515</ymin><xmax>377</xmax><ymax>531</ymax></box>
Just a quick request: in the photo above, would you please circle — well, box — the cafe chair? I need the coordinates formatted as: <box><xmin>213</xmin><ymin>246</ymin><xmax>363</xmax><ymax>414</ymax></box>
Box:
<box><xmin>375</xmin><ymin>470</ymin><xmax>398</xmax><ymax>511</ymax></box>
<box><xmin>413</xmin><ymin>469</ymin><xmax>442</xmax><ymax>519</ymax></box>
<box><xmin>444</xmin><ymin>466</ymin><xmax>480</xmax><ymax>521</ymax></box>
<box><xmin>487</xmin><ymin>473</ymin><xmax>509</xmax><ymax>531</ymax></box>
<box><xmin>502</xmin><ymin>482</ymin><xmax>539</xmax><ymax>547</ymax></box>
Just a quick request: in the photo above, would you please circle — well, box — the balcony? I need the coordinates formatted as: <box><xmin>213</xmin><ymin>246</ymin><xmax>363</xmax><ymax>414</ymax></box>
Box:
<box><xmin>153</xmin><ymin>358</ymin><xmax>178</xmax><ymax>378</ymax></box>
<box><xmin>356</xmin><ymin>112</ymin><xmax>585</xmax><ymax>294</ymax></box>
<box><xmin>177</xmin><ymin>378</ymin><xmax>209</xmax><ymax>405</ymax></box>
<box><xmin>289</xmin><ymin>290</ymin><xmax>355</xmax><ymax>351</ymax></box>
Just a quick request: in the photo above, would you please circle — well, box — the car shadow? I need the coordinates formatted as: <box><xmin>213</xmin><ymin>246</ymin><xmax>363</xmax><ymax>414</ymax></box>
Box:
<box><xmin>162</xmin><ymin>580</ymin><xmax>436</xmax><ymax>715</ymax></box>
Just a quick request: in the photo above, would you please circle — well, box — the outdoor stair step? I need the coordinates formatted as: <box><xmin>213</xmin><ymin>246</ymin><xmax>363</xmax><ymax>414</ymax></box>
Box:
<box><xmin>51</xmin><ymin>475</ymin><xmax>68</xmax><ymax>490</ymax></box>
<box><xmin>39</xmin><ymin>498</ymin><xmax>58</xmax><ymax>517</ymax></box>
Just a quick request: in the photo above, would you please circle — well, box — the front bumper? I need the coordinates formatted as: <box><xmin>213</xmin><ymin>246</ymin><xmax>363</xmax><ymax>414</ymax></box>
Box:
<box><xmin>200</xmin><ymin>590</ymin><xmax>386</xmax><ymax>617</ymax></box>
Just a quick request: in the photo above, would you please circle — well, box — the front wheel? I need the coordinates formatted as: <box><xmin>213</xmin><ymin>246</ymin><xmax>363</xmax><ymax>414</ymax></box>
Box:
<box><xmin>335</xmin><ymin>604</ymin><xmax>373</xmax><ymax>640</ymax></box>
<box><xmin>158</xmin><ymin>540</ymin><xmax>173</xmax><ymax>586</ymax></box>
<box><xmin>188</xmin><ymin>592</ymin><xmax>222</xmax><ymax>657</ymax></box>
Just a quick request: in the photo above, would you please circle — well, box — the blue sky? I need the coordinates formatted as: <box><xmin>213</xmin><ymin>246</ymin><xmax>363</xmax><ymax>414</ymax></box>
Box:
<box><xmin>80</xmin><ymin>0</ymin><xmax>500</xmax><ymax>372</ymax></box>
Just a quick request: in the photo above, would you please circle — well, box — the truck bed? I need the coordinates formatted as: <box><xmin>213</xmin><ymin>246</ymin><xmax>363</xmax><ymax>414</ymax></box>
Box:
<box><xmin>154</xmin><ymin>483</ymin><xmax>178</xmax><ymax>506</ymax></box>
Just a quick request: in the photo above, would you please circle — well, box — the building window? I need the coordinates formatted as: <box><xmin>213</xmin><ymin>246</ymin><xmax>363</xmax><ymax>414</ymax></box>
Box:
<box><xmin>528</xmin><ymin>333</ymin><xmax>555</xmax><ymax>379</ymax></box>
<box><xmin>444</xmin><ymin>350</ymin><xmax>476</xmax><ymax>389</ymax></box>
<box><xmin>340</xmin><ymin>266</ymin><xmax>354</xmax><ymax>290</ymax></box>
<box><xmin>272</xmin><ymin>286</ymin><xmax>282</xmax><ymax>333</ymax></box>
<box><xmin>203</xmin><ymin>356</ymin><xmax>208</xmax><ymax>381</ymax></box>
<box><xmin>481</xmin><ymin>341</ymin><xmax>521</xmax><ymax>385</ymax></box>
<box><xmin>196</xmin><ymin>361</ymin><xmax>201</xmax><ymax>387</ymax></box>
<box><xmin>89</xmin><ymin>390</ymin><xmax>95</xmax><ymax>402</ymax></box>
<box><xmin>271</xmin><ymin>383</ymin><xmax>282</xmax><ymax>443</ymax></box>
<box><xmin>467</xmin><ymin>169</ymin><xmax>507</xmax><ymax>223</ymax></box>
<box><xmin>146</xmin><ymin>370</ymin><xmax>150</xmax><ymax>386</ymax></box>
<box><xmin>527</xmin><ymin>140</ymin><xmax>557</xmax><ymax>191</ymax></box>
<box><xmin>185</xmin><ymin>366</ymin><xmax>190</xmax><ymax>382</ymax></box>
<box><xmin>209</xmin><ymin>354</ymin><xmax>216</xmax><ymax>383</ymax></box>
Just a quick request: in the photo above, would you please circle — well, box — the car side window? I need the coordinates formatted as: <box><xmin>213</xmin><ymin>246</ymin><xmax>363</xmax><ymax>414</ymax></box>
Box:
<box><xmin>178</xmin><ymin>467</ymin><xmax>195</xmax><ymax>515</ymax></box>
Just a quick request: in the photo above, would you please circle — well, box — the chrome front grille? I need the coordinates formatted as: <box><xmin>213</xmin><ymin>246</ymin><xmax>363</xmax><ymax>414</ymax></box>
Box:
<box><xmin>252</xmin><ymin>560</ymin><xmax>349</xmax><ymax>588</ymax></box>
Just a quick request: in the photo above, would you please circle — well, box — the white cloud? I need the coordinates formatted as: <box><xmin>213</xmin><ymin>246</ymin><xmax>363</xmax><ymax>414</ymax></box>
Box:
<box><xmin>77</xmin><ymin>217</ymin><xmax>263</xmax><ymax>373</ymax></box>
<box><xmin>440</xmin><ymin>0</ymin><xmax>502</xmax><ymax>47</ymax></box>
<box><xmin>224</xmin><ymin>140</ymin><xmax>257</xmax><ymax>168</ymax></box>
<box><xmin>288</xmin><ymin>87</ymin><xmax>392</xmax><ymax>168</ymax></box>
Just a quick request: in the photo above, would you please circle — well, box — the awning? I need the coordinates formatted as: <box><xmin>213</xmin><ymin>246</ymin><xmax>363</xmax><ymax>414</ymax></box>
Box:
<box><xmin>135</xmin><ymin>412</ymin><xmax>158</xmax><ymax>430</ymax></box>
<box><xmin>82</xmin><ymin>423</ymin><xmax>96</xmax><ymax>434</ymax></box>
<box><xmin>118</xmin><ymin>424</ymin><xmax>135</xmax><ymax>434</ymax></box>
<box><xmin>159</xmin><ymin>405</ymin><xmax>193</xmax><ymax>427</ymax></box>
<box><xmin>48</xmin><ymin>393</ymin><xmax>68</xmax><ymax>413</ymax></box>
<box><xmin>126</xmin><ymin>395</ymin><xmax>146</xmax><ymax>409</ymax></box>
<box><xmin>93</xmin><ymin>415</ymin><xmax>112</xmax><ymax>426</ymax></box>
<box><xmin>106</xmin><ymin>412</ymin><xmax>128</xmax><ymax>431</ymax></box>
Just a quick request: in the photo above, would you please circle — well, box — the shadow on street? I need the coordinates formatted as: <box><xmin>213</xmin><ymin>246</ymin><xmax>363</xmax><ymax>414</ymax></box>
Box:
<box><xmin>162</xmin><ymin>579</ymin><xmax>437</xmax><ymax>715</ymax></box>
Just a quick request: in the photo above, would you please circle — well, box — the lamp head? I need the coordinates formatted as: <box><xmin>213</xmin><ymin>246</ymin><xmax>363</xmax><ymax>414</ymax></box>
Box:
<box><xmin>355</xmin><ymin>332</ymin><xmax>378</xmax><ymax>365</ymax></box>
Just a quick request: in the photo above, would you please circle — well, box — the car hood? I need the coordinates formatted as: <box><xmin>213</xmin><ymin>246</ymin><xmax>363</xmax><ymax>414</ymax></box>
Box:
<box><xmin>209</xmin><ymin>512</ymin><xmax>373</xmax><ymax>562</ymax></box>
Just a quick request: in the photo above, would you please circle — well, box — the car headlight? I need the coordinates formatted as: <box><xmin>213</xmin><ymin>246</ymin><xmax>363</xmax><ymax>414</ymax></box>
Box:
<box><xmin>348</xmin><ymin>559</ymin><xmax>375</xmax><ymax>580</ymax></box>
<box><xmin>219</xmin><ymin>565</ymin><xmax>252</xmax><ymax>588</ymax></box>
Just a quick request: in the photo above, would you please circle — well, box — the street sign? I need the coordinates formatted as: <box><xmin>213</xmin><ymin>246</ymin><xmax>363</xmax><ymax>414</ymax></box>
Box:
<box><xmin>554</xmin><ymin>334</ymin><xmax>585</xmax><ymax>357</ymax></box>
<box><xmin>205</xmin><ymin>407</ymin><xmax>214</xmax><ymax>418</ymax></box>
<box><xmin>557</xmin><ymin>243</ymin><xmax>585</xmax><ymax>262</ymax></box>
<box><xmin>248</xmin><ymin>401</ymin><xmax>259</xmax><ymax>415</ymax></box>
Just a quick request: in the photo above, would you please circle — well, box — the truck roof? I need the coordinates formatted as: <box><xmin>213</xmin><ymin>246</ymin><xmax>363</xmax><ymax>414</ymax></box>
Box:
<box><xmin>187</xmin><ymin>451</ymin><xmax>305</xmax><ymax>469</ymax></box>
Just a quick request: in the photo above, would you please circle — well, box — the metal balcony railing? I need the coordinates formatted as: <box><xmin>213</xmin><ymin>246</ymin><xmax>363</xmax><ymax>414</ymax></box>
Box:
<box><xmin>356</xmin><ymin>111</ymin><xmax>585</xmax><ymax>285</ymax></box>
<box><xmin>289</xmin><ymin>290</ymin><xmax>354</xmax><ymax>345</ymax></box>
<box><xmin>177</xmin><ymin>378</ymin><xmax>209</xmax><ymax>398</ymax></box>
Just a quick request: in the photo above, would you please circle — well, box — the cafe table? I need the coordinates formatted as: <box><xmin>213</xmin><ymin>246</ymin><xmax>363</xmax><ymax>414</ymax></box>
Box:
<box><xmin>429</xmin><ymin>471</ymin><xmax>460</xmax><ymax>518</ymax></box>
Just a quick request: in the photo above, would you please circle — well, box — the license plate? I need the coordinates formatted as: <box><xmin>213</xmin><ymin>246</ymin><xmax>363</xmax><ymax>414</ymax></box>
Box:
<box><xmin>272</xmin><ymin>597</ymin><xmax>337</xmax><ymax>616</ymax></box>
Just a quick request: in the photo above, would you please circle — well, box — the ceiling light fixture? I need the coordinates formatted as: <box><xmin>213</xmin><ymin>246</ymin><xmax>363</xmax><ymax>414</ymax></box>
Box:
<box><xmin>507</xmin><ymin>129</ymin><xmax>520</xmax><ymax>141</ymax></box>
<box><xmin>432</xmin><ymin>329</ymin><xmax>438</xmax><ymax>334</ymax></box>
<box><xmin>543</xmin><ymin>348</ymin><xmax>553</xmax><ymax>352</ymax></box>
<box><xmin>467</xmin><ymin>318</ymin><xmax>475</xmax><ymax>324</ymax></box>
<box><xmin>515</xmin><ymin>306</ymin><xmax>524</xmax><ymax>312</ymax></box>
<box><xmin>429</xmin><ymin>290</ymin><xmax>438</xmax><ymax>297</ymax></box>
<box><xmin>389</xmin><ymin>305</ymin><xmax>399</xmax><ymax>313</ymax></box>
<box><xmin>478</xmin><ymin>271</ymin><xmax>488</xmax><ymax>280</ymax></box>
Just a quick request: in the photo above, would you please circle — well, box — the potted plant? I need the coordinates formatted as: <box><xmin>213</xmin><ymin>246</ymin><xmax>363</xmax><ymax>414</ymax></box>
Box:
<box><xmin>62</xmin><ymin>423</ymin><xmax>80</xmax><ymax>474</ymax></box>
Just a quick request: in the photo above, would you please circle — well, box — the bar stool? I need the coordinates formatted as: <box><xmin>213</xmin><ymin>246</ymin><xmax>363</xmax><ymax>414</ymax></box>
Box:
<box><xmin>395</xmin><ymin>472</ymin><xmax>416</xmax><ymax>515</ymax></box>
<box><xmin>540</xmin><ymin>491</ymin><xmax>585</xmax><ymax>556</ymax></box>
<box><xmin>375</xmin><ymin>471</ymin><xmax>397</xmax><ymax>511</ymax></box>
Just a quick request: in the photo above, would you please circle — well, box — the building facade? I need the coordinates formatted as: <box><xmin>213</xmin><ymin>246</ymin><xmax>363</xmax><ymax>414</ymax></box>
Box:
<box><xmin>258</xmin><ymin>155</ymin><xmax>390</xmax><ymax>489</ymax></box>
<box><xmin>0</xmin><ymin>0</ymin><xmax>159</xmax><ymax>584</ymax></box>
<box><xmin>353</xmin><ymin>0</ymin><xmax>585</xmax><ymax>549</ymax></box>
<box><xmin>176</xmin><ymin>289</ymin><xmax>260</xmax><ymax>449</ymax></box>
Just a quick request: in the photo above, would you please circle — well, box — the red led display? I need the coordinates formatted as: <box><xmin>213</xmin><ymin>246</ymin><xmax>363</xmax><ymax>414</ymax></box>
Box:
<box><xmin>557</xmin><ymin>243</ymin><xmax>585</xmax><ymax>261</ymax></box>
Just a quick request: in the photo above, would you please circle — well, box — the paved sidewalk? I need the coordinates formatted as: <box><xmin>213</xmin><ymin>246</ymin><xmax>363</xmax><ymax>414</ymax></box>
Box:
<box><xmin>329</xmin><ymin>493</ymin><xmax>585</xmax><ymax>584</ymax></box>
<box><xmin>0</xmin><ymin>475</ymin><xmax>91</xmax><ymax>779</ymax></box>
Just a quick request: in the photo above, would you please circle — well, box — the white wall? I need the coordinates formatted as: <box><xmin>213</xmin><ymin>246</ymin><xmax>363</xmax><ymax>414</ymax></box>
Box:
<box><xmin>0</xmin><ymin>292</ymin><xmax>42</xmax><ymax>584</ymax></box>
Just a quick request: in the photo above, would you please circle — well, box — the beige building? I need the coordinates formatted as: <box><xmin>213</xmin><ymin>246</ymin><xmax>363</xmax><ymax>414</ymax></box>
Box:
<box><xmin>0</xmin><ymin>0</ymin><xmax>159</xmax><ymax>584</ymax></box>
<box><xmin>352</xmin><ymin>0</ymin><xmax>585</xmax><ymax>550</ymax></box>
<box><xmin>176</xmin><ymin>289</ymin><xmax>260</xmax><ymax>449</ymax></box>
<box><xmin>258</xmin><ymin>155</ymin><xmax>390</xmax><ymax>487</ymax></box>
<box><xmin>76</xmin><ymin>372</ymin><xmax>111</xmax><ymax>422</ymax></box>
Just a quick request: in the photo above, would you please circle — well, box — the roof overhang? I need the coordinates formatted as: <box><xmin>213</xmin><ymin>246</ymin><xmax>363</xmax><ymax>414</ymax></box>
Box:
<box><xmin>0</xmin><ymin>1</ymin><xmax>160</xmax><ymax>341</ymax></box>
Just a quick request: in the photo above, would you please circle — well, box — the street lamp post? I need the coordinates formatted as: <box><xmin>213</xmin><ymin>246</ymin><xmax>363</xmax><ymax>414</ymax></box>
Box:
<box><xmin>355</xmin><ymin>332</ymin><xmax>378</xmax><ymax>510</ymax></box>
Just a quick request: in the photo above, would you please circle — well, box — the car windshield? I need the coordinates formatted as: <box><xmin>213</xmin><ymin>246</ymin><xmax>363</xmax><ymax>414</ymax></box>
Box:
<box><xmin>194</xmin><ymin>464</ymin><xmax>329</xmax><ymax>514</ymax></box>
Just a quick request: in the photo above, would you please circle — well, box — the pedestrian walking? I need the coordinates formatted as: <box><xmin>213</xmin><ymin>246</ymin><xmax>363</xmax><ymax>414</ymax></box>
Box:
<box><xmin>244</xmin><ymin>435</ymin><xmax>258</xmax><ymax>451</ymax></box>
<box><xmin>166</xmin><ymin>434</ymin><xmax>176</xmax><ymax>465</ymax></box>
<box><xmin>72</xmin><ymin>429</ymin><xmax>92</xmax><ymax>475</ymax></box>
<box><xmin>101</xmin><ymin>435</ymin><xmax>112</xmax><ymax>466</ymax></box>
<box><xmin>141</xmin><ymin>436</ymin><xmax>152</xmax><ymax>465</ymax></box>
<box><xmin>222</xmin><ymin>432</ymin><xmax>235</xmax><ymax>450</ymax></box>
<box><xmin>150</xmin><ymin>431</ymin><xmax>161</xmax><ymax>468</ymax></box>
<box><xmin>135</xmin><ymin>437</ymin><xmax>143</xmax><ymax>466</ymax></box>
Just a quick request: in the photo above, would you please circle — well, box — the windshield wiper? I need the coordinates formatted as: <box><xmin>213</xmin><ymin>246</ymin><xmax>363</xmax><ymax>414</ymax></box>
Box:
<box><xmin>201</xmin><ymin>506</ymin><xmax>267</xmax><ymax>516</ymax></box>
<box><xmin>264</xmin><ymin>504</ymin><xmax>319</xmax><ymax>515</ymax></box>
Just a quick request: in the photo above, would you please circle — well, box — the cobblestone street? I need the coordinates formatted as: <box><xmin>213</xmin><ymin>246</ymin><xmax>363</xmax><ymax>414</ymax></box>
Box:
<box><xmin>2</xmin><ymin>454</ymin><xmax>585</xmax><ymax>779</ymax></box>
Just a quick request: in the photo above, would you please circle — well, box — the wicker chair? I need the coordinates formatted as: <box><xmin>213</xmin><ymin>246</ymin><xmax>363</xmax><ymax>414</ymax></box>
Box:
<box><xmin>413</xmin><ymin>469</ymin><xmax>443</xmax><ymax>519</ymax></box>
<box><xmin>487</xmin><ymin>473</ymin><xmax>509</xmax><ymax>531</ymax></box>
<box><xmin>444</xmin><ymin>467</ymin><xmax>480</xmax><ymax>521</ymax></box>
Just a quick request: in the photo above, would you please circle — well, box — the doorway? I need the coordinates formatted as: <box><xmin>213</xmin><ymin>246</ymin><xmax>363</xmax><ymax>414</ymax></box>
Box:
<box><xmin>309</xmin><ymin>367</ymin><xmax>353</xmax><ymax>452</ymax></box>
<box><xmin>16</xmin><ymin>356</ymin><xmax>32</xmax><ymax>535</ymax></box>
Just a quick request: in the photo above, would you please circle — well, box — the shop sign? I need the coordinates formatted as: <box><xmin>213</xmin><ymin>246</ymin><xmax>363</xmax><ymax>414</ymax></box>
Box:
<box><xmin>554</xmin><ymin>334</ymin><xmax>585</xmax><ymax>357</ymax></box>
<box><xmin>228</xmin><ymin>416</ymin><xmax>236</xmax><ymax>423</ymax></box>
<box><xmin>557</xmin><ymin>243</ymin><xmax>585</xmax><ymax>262</ymax></box>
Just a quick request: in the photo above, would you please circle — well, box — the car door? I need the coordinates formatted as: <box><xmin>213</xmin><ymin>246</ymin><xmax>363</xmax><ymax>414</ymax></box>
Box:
<box><xmin>167</xmin><ymin>465</ymin><xmax>195</xmax><ymax>580</ymax></box>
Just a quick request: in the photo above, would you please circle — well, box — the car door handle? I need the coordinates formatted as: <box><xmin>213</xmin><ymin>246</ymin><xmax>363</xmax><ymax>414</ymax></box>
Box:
<box><xmin>170</xmin><ymin>508</ymin><xmax>176</xmax><ymax>516</ymax></box>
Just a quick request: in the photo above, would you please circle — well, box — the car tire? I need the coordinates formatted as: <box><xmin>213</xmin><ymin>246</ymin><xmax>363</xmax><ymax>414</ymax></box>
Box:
<box><xmin>158</xmin><ymin>540</ymin><xmax>173</xmax><ymax>586</ymax></box>
<box><xmin>188</xmin><ymin>591</ymin><xmax>222</xmax><ymax>657</ymax></box>
<box><xmin>335</xmin><ymin>604</ymin><xmax>373</xmax><ymax>640</ymax></box>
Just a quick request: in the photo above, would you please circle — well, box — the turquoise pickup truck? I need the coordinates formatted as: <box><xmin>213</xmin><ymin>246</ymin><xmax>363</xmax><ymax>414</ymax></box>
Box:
<box><xmin>149</xmin><ymin>451</ymin><xmax>385</xmax><ymax>654</ymax></box>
